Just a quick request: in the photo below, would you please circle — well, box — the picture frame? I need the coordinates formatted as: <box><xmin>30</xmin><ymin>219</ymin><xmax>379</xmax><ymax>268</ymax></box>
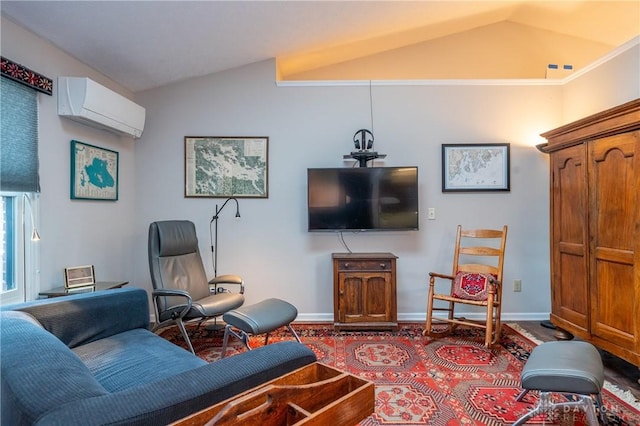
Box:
<box><xmin>70</xmin><ymin>140</ymin><xmax>119</xmax><ymax>200</ymax></box>
<box><xmin>442</xmin><ymin>143</ymin><xmax>510</xmax><ymax>192</ymax></box>
<box><xmin>184</xmin><ymin>136</ymin><xmax>269</xmax><ymax>198</ymax></box>
<box><xmin>64</xmin><ymin>265</ymin><xmax>95</xmax><ymax>288</ymax></box>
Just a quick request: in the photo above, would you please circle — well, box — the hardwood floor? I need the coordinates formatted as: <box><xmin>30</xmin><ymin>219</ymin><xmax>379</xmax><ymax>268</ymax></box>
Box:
<box><xmin>514</xmin><ymin>321</ymin><xmax>640</xmax><ymax>401</ymax></box>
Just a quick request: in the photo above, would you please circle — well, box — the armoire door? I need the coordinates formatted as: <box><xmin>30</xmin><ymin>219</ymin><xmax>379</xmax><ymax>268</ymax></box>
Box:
<box><xmin>588</xmin><ymin>131</ymin><xmax>640</xmax><ymax>355</ymax></box>
<box><xmin>550</xmin><ymin>143</ymin><xmax>590</xmax><ymax>335</ymax></box>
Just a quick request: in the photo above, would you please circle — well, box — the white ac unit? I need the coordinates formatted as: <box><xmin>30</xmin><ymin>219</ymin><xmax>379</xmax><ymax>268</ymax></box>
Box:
<box><xmin>57</xmin><ymin>77</ymin><xmax>145</xmax><ymax>138</ymax></box>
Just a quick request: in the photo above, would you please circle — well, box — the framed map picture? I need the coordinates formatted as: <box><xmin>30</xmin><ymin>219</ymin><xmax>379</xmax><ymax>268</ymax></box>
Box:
<box><xmin>70</xmin><ymin>140</ymin><xmax>119</xmax><ymax>200</ymax></box>
<box><xmin>184</xmin><ymin>136</ymin><xmax>268</xmax><ymax>198</ymax></box>
<box><xmin>442</xmin><ymin>143</ymin><xmax>510</xmax><ymax>192</ymax></box>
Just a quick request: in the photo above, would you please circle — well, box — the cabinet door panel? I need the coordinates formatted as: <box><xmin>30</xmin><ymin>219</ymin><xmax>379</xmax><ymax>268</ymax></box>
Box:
<box><xmin>341</xmin><ymin>275</ymin><xmax>364</xmax><ymax>321</ymax></box>
<box><xmin>557</xmin><ymin>251</ymin><xmax>589</xmax><ymax>328</ymax></box>
<box><xmin>589</xmin><ymin>132</ymin><xmax>639</xmax><ymax>350</ymax></box>
<box><xmin>341</xmin><ymin>272</ymin><xmax>391</xmax><ymax>323</ymax></box>
<box><xmin>551</xmin><ymin>144</ymin><xmax>589</xmax><ymax>329</ymax></box>
<box><xmin>363</xmin><ymin>274</ymin><xmax>391</xmax><ymax>320</ymax></box>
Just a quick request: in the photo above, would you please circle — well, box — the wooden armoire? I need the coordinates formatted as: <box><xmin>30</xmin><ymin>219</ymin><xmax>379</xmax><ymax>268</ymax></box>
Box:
<box><xmin>538</xmin><ymin>98</ymin><xmax>640</xmax><ymax>367</ymax></box>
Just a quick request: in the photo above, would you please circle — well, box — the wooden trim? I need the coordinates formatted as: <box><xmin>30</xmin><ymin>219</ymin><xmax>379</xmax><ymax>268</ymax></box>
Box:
<box><xmin>539</xmin><ymin>98</ymin><xmax>640</xmax><ymax>153</ymax></box>
<box><xmin>1</xmin><ymin>56</ymin><xmax>53</xmax><ymax>95</ymax></box>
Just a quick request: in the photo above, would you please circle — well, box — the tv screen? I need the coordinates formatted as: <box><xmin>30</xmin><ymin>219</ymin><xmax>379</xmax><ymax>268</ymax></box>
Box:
<box><xmin>307</xmin><ymin>167</ymin><xmax>419</xmax><ymax>232</ymax></box>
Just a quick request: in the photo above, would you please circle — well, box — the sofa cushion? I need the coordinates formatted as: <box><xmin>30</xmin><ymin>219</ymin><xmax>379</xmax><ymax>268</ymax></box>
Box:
<box><xmin>1</xmin><ymin>310</ymin><xmax>44</xmax><ymax>328</ymax></box>
<box><xmin>6</xmin><ymin>288</ymin><xmax>150</xmax><ymax>348</ymax></box>
<box><xmin>36</xmin><ymin>341</ymin><xmax>317</xmax><ymax>426</ymax></box>
<box><xmin>0</xmin><ymin>312</ymin><xmax>107</xmax><ymax>426</ymax></box>
<box><xmin>72</xmin><ymin>328</ymin><xmax>207</xmax><ymax>392</ymax></box>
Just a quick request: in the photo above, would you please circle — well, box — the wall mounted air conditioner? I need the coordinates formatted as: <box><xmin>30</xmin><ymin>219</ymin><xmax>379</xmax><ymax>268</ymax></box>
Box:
<box><xmin>58</xmin><ymin>77</ymin><xmax>146</xmax><ymax>138</ymax></box>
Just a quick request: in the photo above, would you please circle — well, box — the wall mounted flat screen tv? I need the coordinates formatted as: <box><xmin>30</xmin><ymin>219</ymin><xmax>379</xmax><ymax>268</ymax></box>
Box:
<box><xmin>307</xmin><ymin>167</ymin><xmax>419</xmax><ymax>232</ymax></box>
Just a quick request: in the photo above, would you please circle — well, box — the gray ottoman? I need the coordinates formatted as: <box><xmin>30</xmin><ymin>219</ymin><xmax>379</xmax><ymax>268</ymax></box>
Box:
<box><xmin>221</xmin><ymin>298</ymin><xmax>301</xmax><ymax>358</ymax></box>
<box><xmin>513</xmin><ymin>341</ymin><xmax>606</xmax><ymax>425</ymax></box>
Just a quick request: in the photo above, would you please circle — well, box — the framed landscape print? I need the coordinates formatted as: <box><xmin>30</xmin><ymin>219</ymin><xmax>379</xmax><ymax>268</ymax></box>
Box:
<box><xmin>70</xmin><ymin>140</ymin><xmax>119</xmax><ymax>200</ymax></box>
<box><xmin>184</xmin><ymin>136</ymin><xmax>268</xmax><ymax>198</ymax></box>
<box><xmin>442</xmin><ymin>143</ymin><xmax>510</xmax><ymax>192</ymax></box>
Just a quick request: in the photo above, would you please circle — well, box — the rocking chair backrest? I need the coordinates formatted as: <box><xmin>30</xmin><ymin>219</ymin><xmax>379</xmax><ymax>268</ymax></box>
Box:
<box><xmin>452</xmin><ymin>226</ymin><xmax>508</xmax><ymax>292</ymax></box>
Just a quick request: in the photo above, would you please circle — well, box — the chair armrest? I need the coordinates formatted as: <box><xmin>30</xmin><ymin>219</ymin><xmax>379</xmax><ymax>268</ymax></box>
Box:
<box><xmin>428</xmin><ymin>272</ymin><xmax>455</xmax><ymax>290</ymax></box>
<box><xmin>429</xmin><ymin>272</ymin><xmax>455</xmax><ymax>280</ymax></box>
<box><xmin>209</xmin><ymin>274</ymin><xmax>245</xmax><ymax>294</ymax></box>
<box><xmin>152</xmin><ymin>288</ymin><xmax>191</xmax><ymax>299</ymax></box>
<box><xmin>152</xmin><ymin>289</ymin><xmax>192</xmax><ymax>320</ymax></box>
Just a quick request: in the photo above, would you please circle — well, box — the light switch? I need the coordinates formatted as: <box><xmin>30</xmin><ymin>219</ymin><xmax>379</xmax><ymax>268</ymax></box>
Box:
<box><xmin>427</xmin><ymin>208</ymin><xmax>436</xmax><ymax>220</ymax></box>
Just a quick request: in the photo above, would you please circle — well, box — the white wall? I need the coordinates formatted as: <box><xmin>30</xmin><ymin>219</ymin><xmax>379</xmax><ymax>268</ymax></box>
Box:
<box><xmin>1</xmin><ymin>17</ymin><xmax>138</xmax><ymax>292</ymax></box>
<box><xmin>134</xmin><ymin>60</ymin><xmax>561</xmax><ymax>321</ymax></box>
<box><xmin>561</xmin><ymin>38</ymin><xmax>640</xmax><ymax>121</ymax></box>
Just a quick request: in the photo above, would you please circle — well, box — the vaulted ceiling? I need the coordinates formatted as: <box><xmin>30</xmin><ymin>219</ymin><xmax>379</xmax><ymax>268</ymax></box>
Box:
<box><xmin>2</xmin><ymin>1</ymin><xmax>638</xmax><ymax>92</ymax></box>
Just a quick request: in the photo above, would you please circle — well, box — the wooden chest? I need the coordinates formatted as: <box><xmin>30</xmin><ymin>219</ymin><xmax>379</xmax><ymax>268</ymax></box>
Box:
<box><xmin>171</xmin><ymin>362</ymin><xmax>374</xmax><ymax>426</ymax></box>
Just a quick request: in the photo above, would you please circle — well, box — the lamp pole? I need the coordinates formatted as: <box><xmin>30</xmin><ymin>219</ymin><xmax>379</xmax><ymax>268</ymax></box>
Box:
<box><xmin>23</xmin><ymin>194</ymin><xmax>41</xmax><ymax>241</ymax></box>
<box><xmin>210</xmin><ymin>197</ymin><xmax>240</xmax><ymax>277</ymax></box>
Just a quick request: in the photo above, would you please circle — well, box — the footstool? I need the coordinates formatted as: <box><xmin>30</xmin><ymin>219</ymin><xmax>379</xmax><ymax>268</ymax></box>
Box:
<box><xmin>513</xmin><ymin>341</ymin><xmax>606</xmax><ymax>425</ymax></box>
<box><xmin>221</xmin><ymin>298</ymin><xmax>301</xmax><ymax>358</ymax></box>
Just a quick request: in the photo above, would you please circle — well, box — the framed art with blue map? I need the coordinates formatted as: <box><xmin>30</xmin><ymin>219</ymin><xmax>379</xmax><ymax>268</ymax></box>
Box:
<box><xmin>184</xmin><ymin>136</ymin><xmax>268</xmax><ymax>198</ymax></box>
<box><xmin>442</xmin><ymin>143</ymin><xmax>510</xmax><ymax>192</ymax></box>
<box><xmin>70</xmin><ymin>140</ymin><xmax>119</xmax><ymax>200</ymax></box>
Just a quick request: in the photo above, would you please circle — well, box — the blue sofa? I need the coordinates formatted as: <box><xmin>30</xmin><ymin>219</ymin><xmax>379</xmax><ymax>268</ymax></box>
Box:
<box><xmin>0</xmin><ymin>287</ymin><xmax>316</xmax><ymax>425</ymax></box>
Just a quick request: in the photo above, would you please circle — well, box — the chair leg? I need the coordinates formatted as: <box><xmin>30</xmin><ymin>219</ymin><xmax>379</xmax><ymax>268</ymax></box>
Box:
<box><xmin>240</xmin><ymin>330</ymin><xmax>251</xmax><ymax>350</ymax></box>
<box><xmin>424</xmin><ymin>278</ymin><xmax>436</xmax><ymax>336</ymax></box>
<box><xmin>177</xmin><ymin>319</ymin><xmax>195</xmax><ymax>355</ymax></box>
<box><xmin>515</xmin><ymin>389</ymin><xmax>529</xmax><ymax>402</ymax></box>
<box><xmin>446</xmin><ymin>301</ymin><xmax>459</xmax><ymax>335</ymax></box>
<box><xmin>221</xmin><ymin>324</ymin><xmax>231</xmax><ymax>358</ymax></box>
<box><xmin>485</xmin><ymin>298</ymin><xmax>494</xmax><ymax>348</ymax></box>
<box><xmin>513</xmin><ymin>392</ymin><xmax>554</xmax><ymax>426</ymax></box>
<box><xmin>512</xmin><ymin>392</ymin><xmax>601</xmax><ymax>426</ymax></box>
<box><xmin>493</xmin><ymin>297</ymin><xmax>503</xmax><ymax>345</ymax></box>
<box><xmin>221</xmin><ymin>325</ymin><xmax>252</xmax><ymax>359</ymax></box>
<box><xmin>258</xmin><ymin>325</ymin><xmax>302</xmax><ymax>346</ymax></box>
<box><xmin>222</xmin><ymin>323</ymin><xmax>301</xmax><ymax>359</ymax></box>
<box><xmin>595</xmin><ymin>393</ymin><xmax>608</xmax><ymax>425</ymax></box>
<box><xmin>287</xmin><ymin>324</ymin><xmax>302</xmax><ymax>343</ymax></box>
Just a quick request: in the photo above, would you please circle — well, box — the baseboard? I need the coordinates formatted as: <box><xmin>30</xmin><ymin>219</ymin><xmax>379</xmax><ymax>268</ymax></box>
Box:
<box><xmin>293</xmin><ymin>312</ymin><xmax>550</xmax><ymax>323</ymax></box>
<box><xmin>151</xmin><ymin>312</ymin><xmax>550</xmax><ymax>325</ymax></box>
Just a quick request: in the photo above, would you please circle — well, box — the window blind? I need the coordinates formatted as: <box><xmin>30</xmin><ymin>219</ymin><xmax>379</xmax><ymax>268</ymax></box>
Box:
<box><xmin>1</xmin><ymin>76</ymin><xmax>40</xmax><ymax>192</ymax></box>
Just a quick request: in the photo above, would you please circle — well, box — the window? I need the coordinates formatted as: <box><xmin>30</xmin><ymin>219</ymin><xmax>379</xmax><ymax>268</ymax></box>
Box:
<box><xmin>1</xmin><ymin>75</ymin><xmax>41</xmax><ymax>305</ymax></box>
<box><xmin>1</xmin><ymin>196</ymin><xmax>15</xmax><ymax>290</ymax></box>
<box><xmin>0</xmin><ymin>193</ymin><xmax>38</xmax><ymax>304</ymax></box>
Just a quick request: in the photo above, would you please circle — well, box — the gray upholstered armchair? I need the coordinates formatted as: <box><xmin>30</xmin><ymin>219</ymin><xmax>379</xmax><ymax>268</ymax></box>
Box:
<box><xmin>148</xmin><ymin>220</ymin><xmax>245</xmax><ymax>354</ymax></box>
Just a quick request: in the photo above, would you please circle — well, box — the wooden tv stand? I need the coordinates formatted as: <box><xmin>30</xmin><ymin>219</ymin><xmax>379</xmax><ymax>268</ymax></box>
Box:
<box><xmin>332</xmin><ymin>252</ymin><xmax>398</xmax><ymax>331</ymax></box>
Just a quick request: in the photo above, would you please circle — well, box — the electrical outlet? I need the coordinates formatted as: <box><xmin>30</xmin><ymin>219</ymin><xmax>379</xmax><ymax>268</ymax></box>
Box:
<box><xmin>427</xmin><ymin>208</ymin><xmax>436</xmax><ymax>220</ymax></box>
<box><xmin>513</xmin><ymin>279</ymin><xmax>522</xmax><ymax>292</ymax></box>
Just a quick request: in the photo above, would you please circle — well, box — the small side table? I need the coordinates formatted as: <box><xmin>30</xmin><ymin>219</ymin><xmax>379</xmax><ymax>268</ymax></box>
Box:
<box><xmin>38</xmin><ymin>281</ymin><xmax>128</xmax><ymax>298</ymax></box>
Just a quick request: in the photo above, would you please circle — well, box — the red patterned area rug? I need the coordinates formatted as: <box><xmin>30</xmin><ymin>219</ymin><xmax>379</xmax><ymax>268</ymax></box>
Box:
<box><xmin>159</xmin><ymin>323</ymin><xmax>640</xmax><ymax>425</ymax></box>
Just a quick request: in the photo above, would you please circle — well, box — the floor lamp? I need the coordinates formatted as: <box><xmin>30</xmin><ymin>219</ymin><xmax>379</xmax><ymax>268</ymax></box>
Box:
<box><xmin>207</xmin><ymin>197</ymin><xmax>241</xmax><ymax>331</ymax></box>
<box><xmin>210</xmin><ymin>197</ymin><xmax>240</xmax><ymax>277</ymax></box>
<box><xmin>23</xmin><ymin>194</ymin><xmax>41</xmax><ymax>241</ymax></box>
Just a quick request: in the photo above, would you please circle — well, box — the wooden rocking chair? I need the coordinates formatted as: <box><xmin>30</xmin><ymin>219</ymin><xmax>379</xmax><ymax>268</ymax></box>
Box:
<box><xmin>424</xmin><ymin>225</ymin><xmax>508</xmax><ymax>347</ymax></box>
